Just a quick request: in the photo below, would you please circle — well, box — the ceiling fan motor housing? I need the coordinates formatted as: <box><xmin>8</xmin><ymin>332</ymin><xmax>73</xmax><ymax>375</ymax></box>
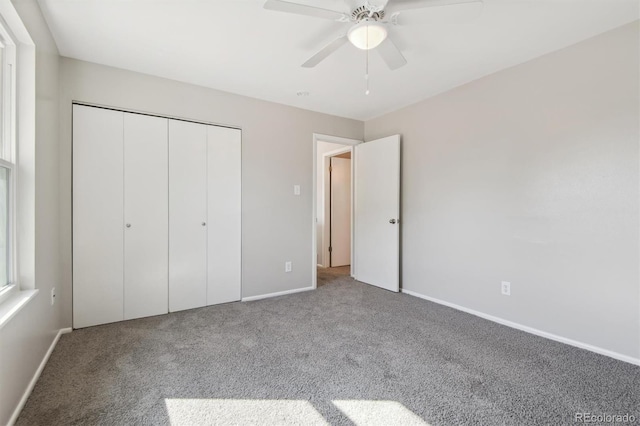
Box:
<box><xmin>351</xmin><ymin>5</ymin><xmax>385</xmax><ymax>22</ymax></box>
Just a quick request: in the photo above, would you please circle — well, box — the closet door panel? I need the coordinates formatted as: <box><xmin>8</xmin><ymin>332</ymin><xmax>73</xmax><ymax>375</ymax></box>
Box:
<box><xmin>124</xmin><ymin>113</ymin><xmax>169</xmax><ymax>320</ymax></box>
<box><xmin>207</xmin><ymin>126</ymin><xmax>242</xmax><ymax>305</ymax></box>
<box><xmin>169</xmin><ymin>120</ymin><xmax>208</xmax><ymax>312</ymax></box>
<box><xmin>73</xmin><ymin>105</ymin><xmax>124</xmax><ymax>328</ymax></box>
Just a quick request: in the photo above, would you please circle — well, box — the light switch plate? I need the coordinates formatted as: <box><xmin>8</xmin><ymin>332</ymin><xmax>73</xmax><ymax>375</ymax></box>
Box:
<box><xmin>294</xmin><ymin>185</ymin><xmax>301</xmax><ymax>196</ymax></box>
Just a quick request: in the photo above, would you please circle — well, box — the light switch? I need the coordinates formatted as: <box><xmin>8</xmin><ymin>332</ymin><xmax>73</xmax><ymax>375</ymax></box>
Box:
<box><xmin>294</xmin><ymin>185</ymin><xmax>301</xmax><ymax>196</ymax></box>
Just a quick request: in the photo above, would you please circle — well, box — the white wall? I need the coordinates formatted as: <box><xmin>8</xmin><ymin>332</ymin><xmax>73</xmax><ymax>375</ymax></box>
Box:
<box><xmin>58</xmin><ymin>58</ymin><xmax>364</xmax><ymax>324</ymax></box>
<box><xmin>316</xmin><ymin>141</ymin><xmax>344</xmax><ymax>266</ymax></box>
<box><xmin>365</xmin><ymin>22</ymin><xmax>640</xmax><ymax>360</ymax></box>
<box><xmin>0</xmin><ymin>0</ymin><xmax>62</xmax><ymax>423</ymax></box>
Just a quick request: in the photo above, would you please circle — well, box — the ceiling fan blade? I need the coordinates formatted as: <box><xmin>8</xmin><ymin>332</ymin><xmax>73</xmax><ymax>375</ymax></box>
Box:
<box><xmin>264</xmin><ymin>0</ymin><xmax>348</xmax><ymax>21</ymax></box>
<box><xmin>376</xmin><ymin>37</ymin><xmax>407</xmax><ymax>70</ymax></box>
<box><xmin>386</xmin><ymin>0</ymin><xmax>482</xmax><ymax>13</ymax></box>
<box><xmin>302</xmin><ymin>35</ymin><xmax>349</xmax><ymax>68</ymax></box>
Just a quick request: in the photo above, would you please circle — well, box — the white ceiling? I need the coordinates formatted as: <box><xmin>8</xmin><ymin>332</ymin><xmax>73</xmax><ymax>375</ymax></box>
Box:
<box><xmin>38</xmin><ymin>0</ymin><xmax>639</xmax><ymax>120</ymax></box>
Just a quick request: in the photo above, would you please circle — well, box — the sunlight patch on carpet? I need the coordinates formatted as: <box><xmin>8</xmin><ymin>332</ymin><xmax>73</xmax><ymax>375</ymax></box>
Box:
<box><xmin>164</xmin><ymin>398</ymin><xmax>329</xmax><ymax>425</ymax></box>
<box><xmin>332</xmin><ymin>400</ymin><xmax>429</xmax><ymax>425</ymax></box>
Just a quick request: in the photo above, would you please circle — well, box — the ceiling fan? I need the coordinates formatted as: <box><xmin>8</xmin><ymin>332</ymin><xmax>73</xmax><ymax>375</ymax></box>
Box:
<box><xmin>264</xmin><ymin>0</ymin><xmax>482</xmax><ymax>70</ymax></box>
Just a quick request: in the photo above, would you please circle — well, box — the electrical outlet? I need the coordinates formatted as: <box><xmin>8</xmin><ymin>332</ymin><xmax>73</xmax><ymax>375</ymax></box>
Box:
<box><xmin>501</xmin><ymin>281</ymin><xmax>511</xmax><ymax>296</ymax></box>
<box><xmin>285</xmin><ymin>261</ymin><xmax>292</xmax><ymax>273</ymax></box>
<box><xmin>51</xmin><ymin>287</ymin><xmax>56</xmax><ymax>306</ymax></box>
<box><xmin>293</xmin><ymin>185</ymin><xmax>301</xmax><ymax>196</ymax></box>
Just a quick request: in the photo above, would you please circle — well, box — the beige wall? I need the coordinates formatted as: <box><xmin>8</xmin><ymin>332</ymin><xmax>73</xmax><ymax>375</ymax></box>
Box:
<box><xmin>365</xmin><ymin>22</ymin><xmax>640</xmax><ymax>360</ymax></box>
<box><xmin>0</xmin><ymin>0</ymin><xmax>62</xmax><ymax>424</ymax></box>
<box><xmin>58</xmin><ymin>58</ymin><xmax>364</xmax><ymax>325</ymax></box>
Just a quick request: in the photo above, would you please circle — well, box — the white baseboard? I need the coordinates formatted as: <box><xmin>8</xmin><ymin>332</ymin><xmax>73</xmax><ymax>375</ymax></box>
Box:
<box><xmin>8</xmin><ymin>327</ymin><xmax>71</xmax><ymax>425</ymax></box>
<box><xmin>242</xmin><ymin>286</ymin><xmax>314</xmax><ymax>302</ymax></box>
<box><xmin>401</xmin><ymin>289</ymin><xmax>640</xmax><ymax>366</ymax></box>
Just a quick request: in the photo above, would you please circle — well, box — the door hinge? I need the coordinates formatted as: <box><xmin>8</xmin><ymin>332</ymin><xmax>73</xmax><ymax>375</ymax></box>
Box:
<box><xmin>329</xmin><ymin>246</ymin><xmax>332</xmax><ymax>252</ymax></box>
<box><xmin>329</xmin><ymin>166</ymin><xmax>332</xmax><ymax>172</ymax></box>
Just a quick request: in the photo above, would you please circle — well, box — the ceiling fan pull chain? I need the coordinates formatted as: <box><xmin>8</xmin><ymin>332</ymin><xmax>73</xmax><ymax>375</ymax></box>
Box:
<box><xmin>365</xmin><ymin>25</ymin><xmax>370</xmax><ymax>96</ymax></box>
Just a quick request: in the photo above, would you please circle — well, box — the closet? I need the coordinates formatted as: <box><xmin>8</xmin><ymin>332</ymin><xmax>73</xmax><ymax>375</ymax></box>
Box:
<box><xmin>73</xmin><ymin>104</ymin><xmax>241</xmax><ymax>328</ymax></box>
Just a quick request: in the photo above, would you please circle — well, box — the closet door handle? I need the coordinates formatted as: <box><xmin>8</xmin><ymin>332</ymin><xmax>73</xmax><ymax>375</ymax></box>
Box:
<box><xmin>126</xmin><ymin>223</ymin><xmax>132</xmax><ymax>228</ymax></box>
<box><xmin>202</xmin><ymin>222</ymin><xmax>207</xmax><ymax>227</ymax></box>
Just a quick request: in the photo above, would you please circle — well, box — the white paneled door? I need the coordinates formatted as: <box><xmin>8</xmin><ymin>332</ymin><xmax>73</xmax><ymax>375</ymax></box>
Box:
<box><xmin>73</xmin><ymin>105</ymin><xmax>125</xmax><ymax>328</ymax></box>
<box><xmin>169</xmin><ymin>120</ymin><xmax>208</xmax><ymax>312</ymax></box>
<box><xmin>354</xmin><ymin>135</ymin><xmax>400</xmax><ymax>292</ymax></box>
<box><xmin>330</xmin><ymin>156</ymin><xmax>351</xmax><ymax>267</ymax></box>
<box><xmin>207</xmin><ymin>126</ymin><xmax>242</xmax><ymax>305</ymax></box>
<box><xmin>124</xmin><ymin>113</ymin><xmax>169</xmax><ymax>320</ymax></box>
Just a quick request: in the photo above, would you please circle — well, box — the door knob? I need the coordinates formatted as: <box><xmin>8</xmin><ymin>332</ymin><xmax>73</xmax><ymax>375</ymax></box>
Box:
<box><xmin>126</xmin><ymin>223</ymin><xmax>131</xmax><ymax>228</ymax></box>
<box><xmin>202</xmin><ymin>222</ymin><xmax>207</xmax><ymax>227</ymax></box>
<box><xmin>389</xmin><ymin>219</ymin><xmax>398</xmax><ymax>224</ymax></box>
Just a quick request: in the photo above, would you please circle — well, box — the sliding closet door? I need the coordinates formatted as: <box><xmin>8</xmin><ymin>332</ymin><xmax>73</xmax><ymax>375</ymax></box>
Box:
<box><xmin>73</xmin><ymin>105</ymin><xmax>124</xmax><ymax>328</ymax></box>
<box><xmin>207</xmin><ymin>126</ymin><xmax>241</xmax><ymax>305</ymax></box>
<box><xmin>169</xmin><ymin>120</ymin><xmax>208</xmax><ymax>312</ymax></box>
<box><xmin>124</xmin><ymin>113</ymin><xmax>169</xmax><ymax>320</ymax></box>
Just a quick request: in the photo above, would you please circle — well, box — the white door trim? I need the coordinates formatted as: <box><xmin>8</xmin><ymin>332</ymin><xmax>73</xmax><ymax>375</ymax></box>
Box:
<box><xmin>312</xmin><ymin>133</ymin><xmax>362</xmax><ymax>290</ymax></box>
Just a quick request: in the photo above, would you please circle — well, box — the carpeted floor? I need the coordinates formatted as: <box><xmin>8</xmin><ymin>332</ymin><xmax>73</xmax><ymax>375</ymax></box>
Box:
<box><xmin>317</xmin><ymin>265</ymin><xmax>350</xmax><ymax>288</ymax></box>
<box><xmin>17</xmin><ymin>269</ymin><xmax>640</xmax><ymax>425</ymax></box>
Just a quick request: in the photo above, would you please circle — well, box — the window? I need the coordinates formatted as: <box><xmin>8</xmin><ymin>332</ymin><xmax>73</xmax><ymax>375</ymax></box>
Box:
<box><xmin>0</xmin><ymin>19</ymin><xmax>15</xmax><ymax>295</ymax></box>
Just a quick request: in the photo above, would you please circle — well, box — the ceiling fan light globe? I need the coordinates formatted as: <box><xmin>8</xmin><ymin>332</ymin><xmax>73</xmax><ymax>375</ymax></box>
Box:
<box><xmin>348</xmin><ymin>21</ymin><xmax>388</xmax><ymax>50</ymax></box>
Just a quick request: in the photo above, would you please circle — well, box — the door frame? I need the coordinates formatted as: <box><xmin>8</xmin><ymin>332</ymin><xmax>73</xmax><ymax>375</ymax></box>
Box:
<box><xmin>312</xmin><ymin>133</ymin><xmax>362</xmax><ymax>289</ymax></box>
<box><xmin>323</xmin><ymin>146</ymin><xmax>352</xmax><ymax>268</ymax></box>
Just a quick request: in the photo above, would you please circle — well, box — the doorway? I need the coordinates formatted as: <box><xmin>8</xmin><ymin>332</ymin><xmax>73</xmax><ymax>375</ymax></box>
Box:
<box><xmin>312</xmin><ymin>134</ymin><xmax>361</xmax><ymax>289</ymax></box>
<box><xmin>317</xmin><ymin>148</ymin><xmax>352</xmax><ymax>287</ymax></box>
<box><xmin>312</xmin><ymin>133</ymin><xmax>401</xmax><ymax>292</ymax></box>
<box><xmin>329</xmin><ymin>152</ymin><xmax>351</xmax><ymax>268</ymax></box>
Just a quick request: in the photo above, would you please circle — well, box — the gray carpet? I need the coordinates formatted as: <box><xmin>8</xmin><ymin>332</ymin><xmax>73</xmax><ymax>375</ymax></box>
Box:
<box><xmin>17</xmin><ymin>269</ymin><xmax>640</xmax><ymax>425</ymax></box>
<box><xmin>317</xmin><ymin>266</ymin><xmax>350</xmax><ymax>288</ymax></box>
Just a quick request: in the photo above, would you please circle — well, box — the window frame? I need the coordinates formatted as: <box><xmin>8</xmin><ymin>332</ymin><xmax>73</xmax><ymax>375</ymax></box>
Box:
<box><xmin>0</xmin><ymin>16</ymin><xmax>17</xmax><ymax>302</ymax></box>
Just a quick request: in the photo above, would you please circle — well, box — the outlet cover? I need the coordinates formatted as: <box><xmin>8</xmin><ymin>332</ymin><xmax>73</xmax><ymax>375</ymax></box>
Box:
<box><xmin>285</xmin><ymin>261</ymin><xmax>292</xmax><ymax>272</ymax></box>
<box><xmin>501</xmin><ymin>281</ymin><xmax>511</xmax><ymax>296</ymax></box>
